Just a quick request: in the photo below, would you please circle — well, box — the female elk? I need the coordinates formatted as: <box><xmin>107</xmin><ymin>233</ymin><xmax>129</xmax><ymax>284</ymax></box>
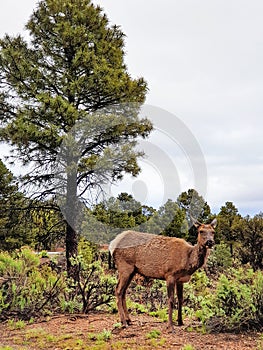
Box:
<box><xmin>109</xmin><ymin>219</ymin><xmax>216</xmax><ymax>332</ymax></box>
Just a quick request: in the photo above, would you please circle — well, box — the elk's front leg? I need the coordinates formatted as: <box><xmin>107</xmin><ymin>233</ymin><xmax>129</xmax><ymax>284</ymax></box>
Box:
<box><xmin>166</xmin><ymin>277</ymin><xmax>175</xmax><ymax>332</ymax></box>
<box><xmin>176</xmin><ymin>281</ymin><xmax>184</xmax><ymax>326</ymax></box>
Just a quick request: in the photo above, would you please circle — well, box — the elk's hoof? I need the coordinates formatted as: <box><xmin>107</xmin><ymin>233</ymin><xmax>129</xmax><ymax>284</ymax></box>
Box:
<box><xmin>112</xmin><ymin>326</ymin><xmax>124</xmax><ymax>334</ymax></box>
<box><xmin>119</xmin><ymin>320</ymin><xmax>131</xmax><ymax>328</ymax></box>
<box><xmin>167</xmin><ymin>324</ymin><xmax>175</xmax><ymax>333</ymax></box>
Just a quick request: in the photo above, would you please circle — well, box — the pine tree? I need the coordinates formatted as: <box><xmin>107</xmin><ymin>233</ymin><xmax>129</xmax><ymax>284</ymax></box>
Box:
<box><xmin>217</xmin><ymin>201</ymin><xmax>241</xmax><ymax>256</ymax></box>
<box><xmin>0</xmin><ymin>159</ymin><xmax>30</xmax><ymax>250</ymax></box>
<box><xmin>237</xmin><ymin>213</ymin><xmax>263</xmax><ymax>270</ymax></box>
<box><xmin>177</xmin><ymin>189</ymin><xmax>212</xmax><ymax>244</ymax></box>
<box><xmin>0</xmin><ymin>0</ymin><xmax>152</xmax><ymax>277</ymax></box>
<box><xmin>142</xmin><ymin>199</ymin><xmax>188</xmax><ymax>237</ymax></box>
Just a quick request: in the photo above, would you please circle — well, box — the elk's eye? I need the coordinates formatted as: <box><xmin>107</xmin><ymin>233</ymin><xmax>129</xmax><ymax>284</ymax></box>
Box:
<box><xmin>200</xmin><ymin>230</ymin><xmax>204</xmax><ymax>234</ymax></box>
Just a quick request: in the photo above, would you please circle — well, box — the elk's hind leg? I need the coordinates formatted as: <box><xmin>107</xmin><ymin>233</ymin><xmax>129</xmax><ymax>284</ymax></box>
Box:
<box><xmin>115</xmin><ymin>263</ymin><xmax>135</xmax><ymax>327</ymax></box>
<box><xmin>166</xmin><ymin>276</ymin><xmax>176</xmax><ymax>332</ymax></box>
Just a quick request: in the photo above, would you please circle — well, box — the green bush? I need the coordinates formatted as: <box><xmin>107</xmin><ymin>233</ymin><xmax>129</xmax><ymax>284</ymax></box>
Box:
<box><xmin>146</xmin><ymin>329</ymin><xmax>161</xmax><ymax>339</ymax></box>
<box><xmin>206</xmin><ymin>243</ymin><xmax>233</xmax><ymax>275</ymax></box>
<box><xmin>0</xmin><ymin>247</ymin><xmax>116</xmax><ymax>320</ymax></box>
<box><xmin>78</xmin><ymin>238</ymin><xmax>98</xmax><ymax>265</ymax></box>
<box><xmin>181</xmin><ymin>345</ymin><xmax>195</xmax><ymax>350</ymax></box>
<box><xmin>183</xmin><ymin>270</ymin><xmax>211</xmax><ymax>312</ymax></box>
<box><xmin>200</xmin><ymin>267</ymin><xmax>263</xmax><ymax>332</ymax></box>
<box><xmin>0</xmin><ymin>247</ymin><xmax>65</xmax><ymax>320</ymax></box>
<box><xmin>128</xmin><ymin>278</ymin><xmax>167</xmax><ymax>312</ymax></box>
<box><xmin>65</xmin><ymin>256</ymin><xmax>117</xmax><ymax>314</ymax></box>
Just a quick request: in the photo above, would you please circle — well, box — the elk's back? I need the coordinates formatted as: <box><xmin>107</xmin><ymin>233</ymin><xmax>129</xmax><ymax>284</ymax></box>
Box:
<box><xmin>110</xmin><ymin>230</ymin><xmax>192</xmax><ymax>279</ymax></box>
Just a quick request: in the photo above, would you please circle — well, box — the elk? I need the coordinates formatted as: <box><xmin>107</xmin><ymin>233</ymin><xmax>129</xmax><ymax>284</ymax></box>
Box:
<box><xmin>109</xmin><ymin>218</ymin><xmax>216</xmax><ymax>332</ymax></box>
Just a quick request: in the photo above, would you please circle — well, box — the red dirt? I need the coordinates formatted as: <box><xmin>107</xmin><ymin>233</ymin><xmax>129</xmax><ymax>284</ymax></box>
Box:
<box><xmin>1</xmin><ymin>313</ymin><xmax>261</xmax><ymax>350</ymax></box>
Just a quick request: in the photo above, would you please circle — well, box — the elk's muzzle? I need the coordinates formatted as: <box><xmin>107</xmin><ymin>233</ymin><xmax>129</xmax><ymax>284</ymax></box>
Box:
<box><xmin>205</xmin><ymin>240</ymin><xmax>214</xmax><ymax>248</ymax></box>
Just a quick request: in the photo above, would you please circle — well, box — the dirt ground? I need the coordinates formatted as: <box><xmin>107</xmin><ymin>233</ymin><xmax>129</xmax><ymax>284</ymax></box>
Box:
<box><xmin>1</xmin><ymin>313</ymin><xmax>262</xmax><ymax>350</ymax></box>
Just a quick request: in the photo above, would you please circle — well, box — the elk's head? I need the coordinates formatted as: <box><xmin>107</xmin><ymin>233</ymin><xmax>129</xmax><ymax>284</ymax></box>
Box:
<box><xmin>194</xmin><ymin>218</ymin><xmax>217</xmax><ymax>249</ymax></box>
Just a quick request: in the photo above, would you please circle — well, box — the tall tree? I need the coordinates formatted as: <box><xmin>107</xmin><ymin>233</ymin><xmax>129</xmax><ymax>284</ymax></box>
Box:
<box><xmin>0</xmin><ymin>159</ymin><xmax>64</xmax><ymax>251</ymax></box>
<box><xmin>0</xmin><ymin>159</ymin><xmax>30</xmax><ymax>250</ymax></box>
<box><xmin>83</xmin><ymin>193</ymin><xmax>148</xmax><ymax>244</ymax></box>
<box><xmin>217</xmin><ymin>201</ymin><xmax>241</xmax><ymax>256</ymax></box>
<box><xmin>177</xmin><ymin>189</ymin><xmax>211</xmax><ymax>222</ymax></box>
<box><xmin>177</xmin><ymin>189</ymin><xmax>211</xmax><ymax>243</ymax></box>
<box><xmin>30</xmin><ymin>201</ymin><xmax>65</xmax><ymax>251</ymax></box>
<box><xmin>0</xmin><ymin>0</ymin><xmax>152</xmax><ymax>277</ymax></box>
<box><xmin>143</xmin><ymin>199</ymin><xmax>188</xmax><ymax>238</ymax></box>
<box><xmin>236</xmin><ymin>213</ymin><xmax>263</xmax><ymax>270</ymax></box>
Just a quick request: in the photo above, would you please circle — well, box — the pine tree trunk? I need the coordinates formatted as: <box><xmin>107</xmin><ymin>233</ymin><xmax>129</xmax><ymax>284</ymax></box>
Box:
<box><xmin>65</xmin><ymin>221</ymin><xmax>79</xmax><ymax>280</ymax></box>
<box><xmin>65</xmin><ymin>167</ymin><xmax>79</xmax><ymax>280</ymax></box>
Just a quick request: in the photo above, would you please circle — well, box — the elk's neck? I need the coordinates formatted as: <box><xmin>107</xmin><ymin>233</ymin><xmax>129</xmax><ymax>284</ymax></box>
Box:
<box><xmin>189</xmin><ymin>244</ymin><xmax>208</xmax><ymax>272</ymax></box>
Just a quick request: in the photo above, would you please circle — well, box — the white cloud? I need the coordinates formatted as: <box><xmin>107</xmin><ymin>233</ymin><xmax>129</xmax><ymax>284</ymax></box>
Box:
<box><xmin>95</xmin><ymin>0</ymin><xmax>263</xmax><ymax>215</ymax></box>
<box><xmin>0</xmin><ymin>1</ymin><xmax>36</xmax><ymax>36</ymax></box>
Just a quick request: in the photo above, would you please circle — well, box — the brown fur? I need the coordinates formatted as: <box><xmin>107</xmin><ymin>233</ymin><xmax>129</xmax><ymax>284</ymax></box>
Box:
<box><xmin>109</xmin><ymin>219</ymin><xmax>216</xmax><ymax>332</ymax></box>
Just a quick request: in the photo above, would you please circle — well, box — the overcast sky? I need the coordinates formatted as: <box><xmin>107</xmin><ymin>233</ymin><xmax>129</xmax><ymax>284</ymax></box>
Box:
<box><xmin>0</xmin><ymin>0</ymin><xmax>263</xmax><ymax>216</ymax></box>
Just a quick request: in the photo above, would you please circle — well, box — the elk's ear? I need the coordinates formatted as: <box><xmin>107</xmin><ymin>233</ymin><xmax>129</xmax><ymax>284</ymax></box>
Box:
<box><xmin>210</xmin><ymin>218</ymin><xmax>217</xmax><ymax>228</ymax></box>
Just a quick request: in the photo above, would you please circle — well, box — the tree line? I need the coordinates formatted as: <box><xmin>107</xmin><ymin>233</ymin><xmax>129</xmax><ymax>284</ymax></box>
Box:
<box><xmin>1</xmin><ymin>159</ymin><xmax>262</xmax><ymax>271</ymax></box>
